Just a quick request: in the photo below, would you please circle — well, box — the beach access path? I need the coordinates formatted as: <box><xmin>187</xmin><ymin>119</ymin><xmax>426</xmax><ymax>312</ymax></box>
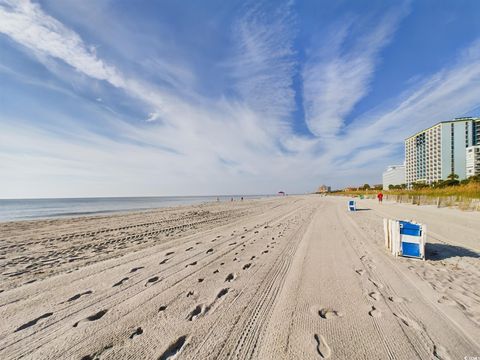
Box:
<box><xmin>0</xmin><ymin>196</ymin><xmax>478</xmax><ymax>359</ymax></box>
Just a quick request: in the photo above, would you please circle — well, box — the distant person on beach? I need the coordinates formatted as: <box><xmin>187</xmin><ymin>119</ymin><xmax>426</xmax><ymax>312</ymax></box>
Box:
<box><xmin>241</xmin><ymin>197</ymin><xmax>243</xmax><ymax>201</ymax></box>
<box><xmin>377</xmin><ymin>192</ymin><xmax>383</xmax><ymax>203</ymax></box>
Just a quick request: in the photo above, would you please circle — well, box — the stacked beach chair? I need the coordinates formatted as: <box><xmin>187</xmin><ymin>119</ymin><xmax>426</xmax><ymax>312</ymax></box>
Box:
<box><xmin>384</xmin><ymin>219</ymin><xmax>426</xmax><ymax>260</ymax></box>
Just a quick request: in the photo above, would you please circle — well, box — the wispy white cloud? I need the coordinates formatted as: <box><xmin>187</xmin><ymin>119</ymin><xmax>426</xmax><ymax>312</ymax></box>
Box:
<box><xmin>0</xmin><ymin>0</ymin><xmax>125</xmax><ymax>87</ymax></box>
<box><xmin>343</xmin><ymin>39</ymin><xmax>480</xmax><ymax>144</ymax></box>
<box><xmin>229</xmin><ymin>2</ymin><xmax>297</xmax><ymax>123</ymax></box>
<box><xmin>302</xmin><ymin>8</ymin><xmax>407</xmax><ymax>138</ymax></box>
<box><xmin>140</xmin><ymin>57</ymin><xmax>196</xmax><ymax>93</ymax></box>
<box><xmin>0</xmin><ymin>0</ymin><xmax>178</xmax><ymax>120</ymax></box>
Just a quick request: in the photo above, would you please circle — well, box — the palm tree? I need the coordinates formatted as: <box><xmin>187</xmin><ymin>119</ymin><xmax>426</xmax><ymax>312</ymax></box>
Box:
<box><xmin>445</xmin><ymin>173</ymin><xmax>460</xmax><ymax>187</ymax></box>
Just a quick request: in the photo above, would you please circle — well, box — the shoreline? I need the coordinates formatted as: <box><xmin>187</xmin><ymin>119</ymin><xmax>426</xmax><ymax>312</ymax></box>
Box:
<box><xmin>0</xmin><ymin>194</ymin><xmax>271</xmax><ymax>223</ymax></box>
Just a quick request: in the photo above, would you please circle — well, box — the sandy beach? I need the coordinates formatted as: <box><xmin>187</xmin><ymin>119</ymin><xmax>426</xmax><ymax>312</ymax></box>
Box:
<box><xmin>0</xmin><ymin>196</ymin><xmax>479</xmax><ymax>359</ymax></box>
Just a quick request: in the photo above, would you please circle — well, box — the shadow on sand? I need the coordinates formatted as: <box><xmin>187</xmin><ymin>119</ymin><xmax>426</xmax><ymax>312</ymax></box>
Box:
<box><xmin>355</xmin><ymin>208</ymin><xmax>371</xmax><ymax>211</ymax></box>
<box><xmin>425</xmin><ymin>242</ymin><xmax>479</xmax><ymax>261</ymax></box>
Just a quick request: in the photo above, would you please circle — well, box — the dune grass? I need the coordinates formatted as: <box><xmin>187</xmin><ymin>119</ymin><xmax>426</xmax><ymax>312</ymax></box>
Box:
<box><xmin>333</xmin><ymin>182</ymin><xmax>480</xmax><ymax>199</ymax></box>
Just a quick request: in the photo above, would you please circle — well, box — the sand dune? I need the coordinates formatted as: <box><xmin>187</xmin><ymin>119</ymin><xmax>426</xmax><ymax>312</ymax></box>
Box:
<box><xmin>0</xmin><ymin>196</ymin><xmax>479</xmax><ymax>359</ymax></box>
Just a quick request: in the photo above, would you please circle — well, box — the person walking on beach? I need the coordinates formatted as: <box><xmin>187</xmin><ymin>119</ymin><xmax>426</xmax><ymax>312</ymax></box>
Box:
<box><xmin>377</xmin><ymin>192</ymin><xmax>383</xmax><ymax>203</ymax></box>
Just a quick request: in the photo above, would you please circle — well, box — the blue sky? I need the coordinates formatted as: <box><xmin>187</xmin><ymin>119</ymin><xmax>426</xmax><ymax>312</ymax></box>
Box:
<box><xmin>1</xmin><ymin>0</ymin><xmax>480</xmax><ymax>198</ymax></box>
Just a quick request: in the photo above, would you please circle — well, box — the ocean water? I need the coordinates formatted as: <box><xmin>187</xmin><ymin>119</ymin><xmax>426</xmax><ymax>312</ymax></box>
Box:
<box><xmin>0</xmin><ymin>195</ymin><xmax>266</xmax><ymax>222</ymax></box>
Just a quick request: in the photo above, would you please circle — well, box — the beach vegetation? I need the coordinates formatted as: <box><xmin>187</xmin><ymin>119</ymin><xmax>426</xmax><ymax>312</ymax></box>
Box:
<box><xmin>336</xmin><ymin>177</ymin><xmax>480</xmax><ymax>199</ymax></box>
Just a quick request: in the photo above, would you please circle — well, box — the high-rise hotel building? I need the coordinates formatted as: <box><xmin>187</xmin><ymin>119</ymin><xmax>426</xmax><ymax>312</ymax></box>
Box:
<box><xmin>405</xmin><ymin>117</ymin><xmax>480</xmax><ymax>186</ymax></box>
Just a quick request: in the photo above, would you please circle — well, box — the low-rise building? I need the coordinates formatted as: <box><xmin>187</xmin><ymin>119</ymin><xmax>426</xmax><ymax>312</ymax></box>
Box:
<box><xmin>316</xmin><ymin>185</ymin><xmax>331</xmax><ymax>193</ymax></box>
<box><xmin>382</xmin><ymin>165</ymin><xmax>405</xmax><ymax>190</ymax></box>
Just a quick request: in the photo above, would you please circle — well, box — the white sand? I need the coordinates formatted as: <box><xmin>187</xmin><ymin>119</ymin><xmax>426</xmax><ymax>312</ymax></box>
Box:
<box><xmin>0</xmin><ymin>196</ymin><xmax>478</xmax><ymax>359</ymax></box>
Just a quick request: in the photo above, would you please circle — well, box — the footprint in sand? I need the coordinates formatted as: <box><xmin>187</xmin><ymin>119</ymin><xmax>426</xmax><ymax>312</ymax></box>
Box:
<box><xmin>185</xmin><ymin>247</ymin><xmax>194</xmax><ymax>251</ymax></box>
<box><xmin>112</xmin><ymin>277</ymin><xmax>129</xmax><ymax>287</ymax></box>
<box><xmin>159</xmin><ymin>258</ymin><xmax>169</xmax><ymax>265</ymax></box>
<box><xmin>185</xmin><ymin>261</ymin><xmax>197</xmax><ymax>268</ymax></box>
<box><xmin>206</xmin><ymin>248</ymin><xmax>214</xmax><ymax>254</ymax></box>
<box><xmin>159</xmin><ymin>305</ymin><xmax>167</xmax><ymax>312</ymax></box>
<box><xmin>187</xmin><ymin>305</ymin><xmax>205</xmax><ymax>321</ymax></box>
<box><xmin>437</xmin><ymin>296</ymin><xmax>456</xmax><ymax>306</ymax></box>
<box><xmin>145</xmin><ymin>276</ymin><xmax>159</xmax><ymax>286</ymax></box>
<box><xmin>130</xmin><ymin>267</ymin><xmax>144</xmax><ymax>273</ymax></box>
<box><xmin>158</xmin><ymin>336</ymin><xmax>188</xmax><ymax>360</ymax></box>
<box><xmin>393</xmin><ymin>313</ymin><xmax>422</xmax><ymax>331</ymax></box>
<box><xmin>368</xmin><ymin>291</ymin><xmax>381</xmax><ymax>301</ymax></box>
<box><xmin>318</xmin><ymin>307</ymin><xmax>343</xmax><ymax>319</ymax></box>
<box><xmin>368</xmin><ymin>306</ymin><xmax>382</xmax><ymax>318</ymax></box>
<box><xmin>243</xmin><ymin>263</ymin><xmax>252</xmax><ymax>270</ymax></box>
<box><xmin>355</xmin><ymin>269</ymin><xmax>365</xmax><ymax>276</ymax></box>
<box><xmin>314</xmin><ymin>334</ymin><xmax>331</xmax><ymax>359</ymax></box>
<box><xmin>129</xmin><ymin>327</ymin><xmax>143</xmax><ymax>339</ymax></box>
<box><xmin>67</xmin><ymin>290</ymin><xmax>93</xmax><ymax>302</ymax></box>
<box><xmin>80</xmin><ymin>345</ymin><xmax>113</xmax><ymax>360</ymax></box>
<box><xmin>217</xmin><ymin>288</ymin><xmax>229</xmax><ymax>299</ymax></box>
<box><xmin>73</xmin><ymin>309</ymin><xmax>108</xmax><ymax>327</ymax></box>
<box><xmin>368</xmin><ymin>278</ymin><xmax>384</xmax><ymax>290</ymax></box>
<box><xmin>433</xmin><ymin>345</ymin><xmax>451</xmax><ymax>360</ymax></box>
<box><xmin>15</xmin><ymin>312</ymin><xmax>53</xmax><ymax>332</ymax></box>
<box><xmin>165</xmin><ymin>251</ymin><xmax>175</xmax><ymax>256</ymax></box>
<box><xmin>225</xmin><ymin>273</ymin><xmax>236</xmax><ymax>282</ymax></box>
<box><xmin>388</xmin><ymin>296</ymin><xmax>407</xmax><ymax>303</ymax></box>
<box><xmin>213</xmin><ymin>269</ymin><xmax>219</xmax><ymax>274</ymax></box>
<box><xmin>198</xmin><ymin>278</ymin><xmax>204</xmax><ymax>283</ymax></box>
